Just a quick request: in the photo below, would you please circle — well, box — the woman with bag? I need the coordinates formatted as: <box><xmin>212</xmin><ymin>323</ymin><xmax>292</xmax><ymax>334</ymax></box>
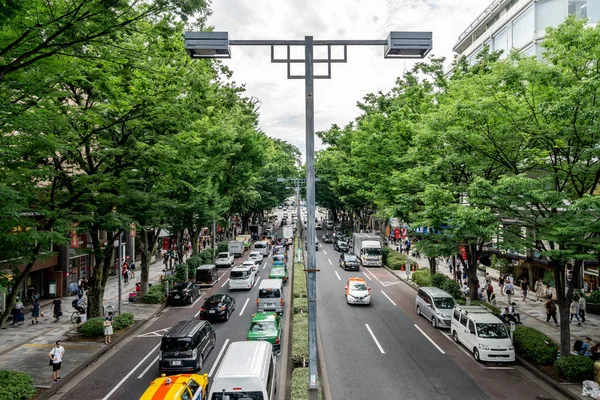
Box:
<box><xmin>30</xmin><ymin>298</ymin><xmax>40</xmax><ymax>324</ymax></box>
<box><xmin>52</xmin><ymin>297</ymin><xmax>62</xmax><ymax>322</ymax></box>
<box><xmin>104</xmin><ymin>312</ymin><xmax>114</xmax><ymax>344</ymax></box>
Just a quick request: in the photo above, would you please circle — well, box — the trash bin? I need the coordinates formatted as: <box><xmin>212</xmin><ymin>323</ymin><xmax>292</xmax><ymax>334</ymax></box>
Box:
<box><xmin>48</xmin><ymin>281</ymin><xmax>57</xmax><ymax>299</ymax></box>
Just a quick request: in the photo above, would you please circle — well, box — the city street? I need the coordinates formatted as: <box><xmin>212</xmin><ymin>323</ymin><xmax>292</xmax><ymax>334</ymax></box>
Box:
<box><xmin>50</xmin><ymin>216</ymin><xmax>291</xmax><ymax>400</ymax></box>
<box><xmin>314</xmin><ymin>229</ymin><xmax>567</xmax><ymax>400</ymax></box>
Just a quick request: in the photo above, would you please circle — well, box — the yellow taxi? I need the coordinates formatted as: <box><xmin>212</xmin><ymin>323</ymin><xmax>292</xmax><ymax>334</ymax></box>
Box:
<box><xmin>139</xmin><ymin>373</ymin><xmax>208</xmax><ymax>400</ymax></box>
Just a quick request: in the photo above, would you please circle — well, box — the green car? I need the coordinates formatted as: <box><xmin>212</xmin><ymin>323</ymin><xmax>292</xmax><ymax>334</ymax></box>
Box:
<box><xmin>269</xmin><ymin>266</ymin><xmax>288</xmax><ymax>284</ymax></box>
<box><xmin>246</xmin><ymin>312</ymin><xmax>282</xmax><ymax>351</ymax></box>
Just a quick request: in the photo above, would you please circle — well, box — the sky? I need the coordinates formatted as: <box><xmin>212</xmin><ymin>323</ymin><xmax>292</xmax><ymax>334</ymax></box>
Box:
<box><xmin>207</xmin><ymin>0</ymin><xmax>489</xmax><ymax>157</ymax></box>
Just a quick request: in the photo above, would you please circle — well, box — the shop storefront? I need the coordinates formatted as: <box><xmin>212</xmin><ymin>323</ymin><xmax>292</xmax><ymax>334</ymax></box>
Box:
<box><xmin>583</xmin><ymin>263</ymin><xmax>598</xmax><ymax>293</ymax></box>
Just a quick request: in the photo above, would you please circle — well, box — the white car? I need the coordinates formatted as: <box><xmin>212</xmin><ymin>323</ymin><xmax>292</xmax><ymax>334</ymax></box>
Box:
<box><xmin>215</xmin><ymin>252</ymin><xmax>234</xmax><ymax>268</ymax></box>
<box><xmin>345</xmin><ymin>277</ymin><xmax>371</xmax><ymax>305</ymax></box>
<box><xmin>248</xmin><ymin>251</ymin><xmax>264</xmax><ymax>262</ymax></box>
<box><xmin>242</xmin><ymin>259</ymin><xmax>261</xmax><ymax>274</ymax></box>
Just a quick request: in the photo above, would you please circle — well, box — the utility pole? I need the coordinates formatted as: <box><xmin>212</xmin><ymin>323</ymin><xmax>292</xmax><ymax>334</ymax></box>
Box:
<box><xmin>117</xmin><ymin>232</ymin><xmax>122</xmax><ymax>315</ymax></box>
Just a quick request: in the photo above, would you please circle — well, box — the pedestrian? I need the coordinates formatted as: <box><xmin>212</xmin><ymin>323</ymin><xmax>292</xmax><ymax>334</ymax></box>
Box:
<box><xmin>521</xmin><ymin>278</ymin><xmax>529</xmax><ymax>302</ymax></box>
<box><xmin>49</xmin><ymin>340</ymin><xmax>65</xmax><ymax>383</ymax></box>
<box><xmin>498</xmin><ymin>274</ymin><xmax>505</xmax><ymax>296</ymax></box>
<box><xmin>579</xmin><ymin>295</ymin><xmax>587</xmax><ymax>323</ymax></box>
<box><xmin>30</xmin><ymin>298</ymin><xmax>40</xmax><ymax>324</ymax></box>
<box><xmin>507</xmin><ymin>273</ymin><xmax>514</xmax><ymax>286</ymax></box>
<box><xmin>122</xmin><ymin>264</ymin><xmax>129</xmax><ymax>285</ymax></box>
<box><xmin>129</xmin><ymin>261</ymin><xmax>135</xmax><ymax>278</ymax></box>
<box><xmin>104</xmin><ymin>312</ymin><xmax>114</xmax><ymax>344</ymax></box>
<box><xmin>569</xmin><ymin>297</ymin><xmax>581</xmax><ymax>324</ymax></box>
<box><xmin>577</xmin><ymin>337</ymin><xmax>592</xmax><ymax>357</ymax></box>
<box><xmin>534</xmin><ymin>278</ymin><xmax>544</xmax><ymax>300</ymax></box>
<box><xmin>545</xmin><ymin>284</ymin><xmax>553</xmax><ymax>300</ymax></box>
<box><xmin>52</xmin><ymin>297</ymin><xmax>62</xmax><ymax>322</ymax></box>
<box><xmin>485</xmin><ymin>272</ymin><xmax>491</xmax><ymax>286</ymax></box>
<box><xmin>500</xmin><ymin>307</ymin><xmax>515</xmax><ymax>323</ymax></box>
<box><xmin>509</xmin><ymin>302</ymin><xmax>521</xmax><ymax>324</ymax></box>
<box><xmin>490</xmin><ymin>292</ymin><xmax>497</xmax><ymax>307</ymax></box>
<box><xmin>505</xmin><ymin>281</ymin><xmax>513</xmax><ymax>305</ymax></box>
<box><xmin>544</xmin><ymin>296</ymin><xmax>558</xmax><ymax>326</ymax></box>
<box><xmin>486</xmin><ymin>282</ymin><xmax>494</xmax><ymax>302</ymax></box>
<box><xmin>11</xmin><ymin>298</ymin><xmax>24</xmax><ymax>326</ymax></box>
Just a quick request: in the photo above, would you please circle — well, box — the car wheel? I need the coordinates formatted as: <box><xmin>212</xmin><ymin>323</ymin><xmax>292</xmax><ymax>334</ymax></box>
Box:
<box><xmin>473</xmin><ymin>348</ymin><xmax>481</xmax><ymax>362</ymax></box>
<box><xmin>416</xmin><ymin>305</ymin><xmax>421</xmax><ymax>316</ymax></box>
<box><xmin>453</xmin><ymin>331</ymin><xmax>459</xmax><ymax>343</ymax></box>
<box><xmin>431</xmin><ymin>318</ymin><xmax>437</xmax><ymax>329</ymax></box>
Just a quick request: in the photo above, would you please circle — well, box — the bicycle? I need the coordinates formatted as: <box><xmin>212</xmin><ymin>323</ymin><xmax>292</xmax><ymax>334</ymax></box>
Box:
<box><xmin>71</xmin><ymin>301</ymin><xmax>86</xmax><ymax>325</ymax></box>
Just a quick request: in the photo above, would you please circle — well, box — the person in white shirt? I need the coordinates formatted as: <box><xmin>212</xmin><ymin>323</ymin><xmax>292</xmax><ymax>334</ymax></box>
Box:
<box><xmin>49</xmin><ymin>340</ymin><xmax>65</xmax><ymax>383</ymax></box>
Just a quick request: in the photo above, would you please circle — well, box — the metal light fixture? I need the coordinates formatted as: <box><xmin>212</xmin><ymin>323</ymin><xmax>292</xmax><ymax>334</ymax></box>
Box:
<box><xmin>184</xmin><ymin>32</ymin><xmax>231</xmax><ymax>58</ymax></box>
<box><xmin>384</xmin><ymin>31</ymin><xmax>432</xmax><ymax>59</ymax></box>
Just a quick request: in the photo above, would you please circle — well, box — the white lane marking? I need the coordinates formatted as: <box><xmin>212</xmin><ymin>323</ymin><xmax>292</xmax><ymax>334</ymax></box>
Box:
<box><xmin>208</xmin><ymin>339</ymin><xmax>230</xmax><ymax>378</ymax></box>
<box><xmin>185</xmin><ymin>293</ymin><xmax>204</xmax><ymax>308</ymax></box>
<box><xmin>441</xmin><ymin>332</ymin><xmax>484</xmax><ymax>366</ymax></box>
<box><xmin>327</xmin><ymin>258</ymin><xmax>332</xmax><ymax>265</ymax></box>
<box><xmin>362</xmin><ymin>271</ymin><xmax>372</xmax><ymax>281</ymax></box>
<box><xmin>365</xmin><ymin>324</ymin><xmax>385</xmax><ymax>354</ymax></box>
<box><xmin>263</xmin><ymin>262</ymin><xmax>267</xmax><ymax>269</ymax></box>
<box><xmin>221</xmin><ymin>278</ymin><xmax>229</xmax><ymax>288</ymax></box>
<box><xmin>254</xmin><ymin>276</ymin><xmax>261</xmax><ymax>287</ymax></box>
<box><xmin>323</xmin><ymin>250</ymin><xmax>327</xmax><ymax>255</ymax></box>
<box><xmin>137</xmin><ymin>355</ymin><xmax>159</xmax><ymax>379</ymax></box>
<box><xmin>102</xmin><ymin>342</ymin><xmax>161</xmax><ymax>400</ymax></box>
<box><xmin>239</xmin><ymin>298</ymin><xmax>250</xmax><ymax>316</ymax></box>
<box><xmin>380</xmin><ymin>290</ymin><xmax>396</xmax><ymax>306</ymax></box>
<box><xmin>363</xmin><ymin>267</ymin><xmax>386</xmax><ymax>286</ymax></box>
<box><xmin>334</xmin><ymin>271</ymin><xmax>341</xmax><ymax>281</ymax></box>
<box><xmin>413</xmin><ymin>324</ymin><xmax>445</xmax><ymax>354</ymax></box>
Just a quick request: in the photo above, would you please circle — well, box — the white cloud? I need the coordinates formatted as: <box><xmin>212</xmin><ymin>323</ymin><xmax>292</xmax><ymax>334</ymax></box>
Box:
<box><xmin>207</xmin><ymin>0</ymin><xmax>488</xmax><ymax>158</ymax></box>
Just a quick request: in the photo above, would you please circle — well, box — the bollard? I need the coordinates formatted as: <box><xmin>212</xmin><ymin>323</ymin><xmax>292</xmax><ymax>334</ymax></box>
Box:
<box><xmin>595</xmin><ymin>360</ymin><xmax>600</xmax><ymax>384</ymax></box>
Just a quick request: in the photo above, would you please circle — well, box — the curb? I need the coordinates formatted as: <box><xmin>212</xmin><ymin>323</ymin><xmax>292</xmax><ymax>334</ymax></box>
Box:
<box><xmin>317</xmin><ymin>323</ymin><xmax>332</xmax><ymax>400</ymax></box>
<box><xmin>383</xmin><ymin>264</ymin><xmax>582</xmax><ymax>400</ymax></box>
<box><xmin>37</xmin><ymin>302</ymin><xmax>167</xmax><ymax>400</ymax></box>
<box><xmin>278</xmin><ymin>246</ymin><xmax>295</xmax><ymax>400</ymax></box>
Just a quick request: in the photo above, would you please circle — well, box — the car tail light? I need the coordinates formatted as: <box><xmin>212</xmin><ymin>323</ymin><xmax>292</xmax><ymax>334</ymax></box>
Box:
<box><xmin>275</xmin><ymin>338</ymin><xmax>280</xmax><ymax>344</ymax></box>
<box><xmin>200</xmin><ymin>307</ymin><xmax>205</xmax><ymax>311</ymax></box>
<box><xmin>220</xmin><ymin>307</ymin><xmax>226</xmax><ymax>311</ymax></box>
<box><xmin>280</xmin><ymin>298</ymin><xmax>283</xmax><ymax>305</ymax></box>
<box><xmin>256</xmin><ymin>299</ymin><xmax>259</xmax><ymax>305</ymax></box>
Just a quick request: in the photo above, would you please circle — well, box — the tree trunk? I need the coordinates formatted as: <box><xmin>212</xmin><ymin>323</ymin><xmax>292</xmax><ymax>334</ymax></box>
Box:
<box><xmin>87</xmin><ymin>228</ymin><xmax>118</xmax><ymax>317</ymax></box>
<box><xmin>139</xmin><ymin>228</ymin><xmax>160</xmax><ymax>297</ymax></box>
<box><xmin>428</xmin><ymin>257</ymin><xmax>437</xmax><ymax>275</ymax></box>
<box><xmin>553</xmin><ymin>259</ymin><xmax>582</xmax><ymax>356</ymax></box>
<box><xmin>191</xmin><ymin>229</ymin><xmax>200</xmax><ymax>255</ymax></box>
<box><xmin>467</xmin><ymin>244</ymin><xmax>480</xmax><ymax>301</ymax></box>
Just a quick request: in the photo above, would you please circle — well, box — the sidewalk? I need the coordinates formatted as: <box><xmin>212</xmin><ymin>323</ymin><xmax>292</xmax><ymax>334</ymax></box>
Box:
<box><xmin>0</xmin><ymin>258</ymin><xmax>166</xmax><ymax>388</ymax></box>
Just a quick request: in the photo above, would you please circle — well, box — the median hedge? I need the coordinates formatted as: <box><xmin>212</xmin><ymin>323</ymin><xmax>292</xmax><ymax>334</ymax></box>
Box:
<box><xmin>293</xmin><ymin>262</ymin><xmax>307</xmax><ymax>298</ymax></box>
<box><xmin>79</xmin><ymin>312</ymin><xmax>135</xmax><ymax>337</ymax></box>
<box><xmin>142</xmin><ymin>284</ymin><xmax>166</xmax><ymax>304</ymax></box>
<box><xmin>513</xmin><ymin>325</ymin><xmax>558</xmax><ymax>365</ymax></box>
<box><xmin>412</xmin><ymin>269</ymin><xmax>431</xmax><ymax>286</ymax></box>
<box><xmin>554</xmin><ymin>355</ymin><xmax>595</xmax><ymax>382</ymax></box>
<box><xmin>0</xmin><ymin>370</ymin><xmax>36</xmax><ymax>400</ymax></box>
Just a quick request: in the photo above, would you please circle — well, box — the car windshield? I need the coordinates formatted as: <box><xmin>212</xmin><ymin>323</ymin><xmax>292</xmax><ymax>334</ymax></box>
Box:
<box><xmin>351</xmin><ymin>283</ymin><xmax>367</xmax><ymax>291</ymax></box>
<box><xmin>434</xmin><ymin>297</ymin><xmax>455</xmax><ymax>309</ymax></box>
<box><xmin>249</xmin><ymin>253</ymin><xmax>260</xmax><ymax>258</ymax></box>
<box><xmin>161</xmin><ymin>337</ymin><xmax>193</xmax><ymax>352</ymax></box>
<box><xmin>251</xmin><ymin>321</ymin><xmax>276</xmax><ymax>332</ymax></box>
<box><xmin>365</xmin><ymin>248</ymin><xmax>381</xmax><ymax>256</ymax></box>
<box><xmin>273</xmin><ymin>256</ymin><xmax>285</xmax><ymax>262</ymax></box>
<box><xmin>172</xmin><ymin>283</ymin><xmax>188</xmax><ymax>291</ymax></box>
<box><xmin>345</xmin><ymin>255</ymin><xmax>358</xmax><ymax>262</ymax></box>
<box><xmin>255</xmin><ymin>243</ymin><xmax>266</xmax><ymax>249</ymax></box>
<box><xmin>338</xmin><ymin>241</ymin><xmax>346</xmax><ymax>246</ymax></box>
<box><xmin>476</xmin><ymin>323</ymin><xmax>509</xmax><ymax>339</ymax></box>
<box><xmin>271</xmin><ymin>269</ymin><xmax>285</xmax><ymax>276</ymax></box>
<box><xmin>259</xmin><ymin>289</ymin><xmax>281</xmax><ymax>298</ymax></box>
<box><xmin>217</xmin><ymin>253</ymin><xmax>229</xmax><ymax>259</ymax></box>
<box><xmin>230</xmin><ymin>271</ymin><xmax>249</xmax><ymax>279</ymax></box>
<box><xmin>211</xmin><ymin>392</ymin><xmax>264</xmax><ymax>400</ymax></box>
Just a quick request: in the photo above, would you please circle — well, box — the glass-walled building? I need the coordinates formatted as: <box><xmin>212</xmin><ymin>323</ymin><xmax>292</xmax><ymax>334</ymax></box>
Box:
<box><xmin>453</xmin><ymin>0</ymin><xmax>600</xmax><ymax>62</ymax></box>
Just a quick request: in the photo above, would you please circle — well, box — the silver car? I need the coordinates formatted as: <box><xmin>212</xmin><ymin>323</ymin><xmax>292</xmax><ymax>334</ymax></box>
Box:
<box><xmin>416</xmin><ymin>287</ymin><xmax>455</xmax><ymax>329</ymax></box>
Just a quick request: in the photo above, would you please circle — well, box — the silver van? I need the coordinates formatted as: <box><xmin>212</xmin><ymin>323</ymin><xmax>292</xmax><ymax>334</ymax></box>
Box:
<box><xmin>416</xmin><ymin>287</ymin><xmax>455</xmax><ymax>329</ymax></box>
<box><xmin>257</xmin><ymin>279</ymin><xmax>284</xmax><ymax>314</ymax></box>
<box><xmin>254</xmin><ymin>241</ymin><xmax>270</xmax><ymax>257</ymax></box>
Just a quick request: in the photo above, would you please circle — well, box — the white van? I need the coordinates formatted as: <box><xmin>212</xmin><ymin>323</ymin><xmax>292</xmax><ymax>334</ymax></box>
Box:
<box><xmin>254</xmin><ymin>241</ymin><xmax>270</xmax><ymax>257</ymax></box>
<box><xmin>451</xmin><ymin>305</ymin><xmax>515</xmax><ymax>362</ymax></box>
<box><xmin>228</xmin><ymin>265</ymin><xmax>256</xmax><ymax>290</ymax></box>
<box><xmin>208</xmin><ymin>341</ymin><xmax>276</xmax><ymax>400</ymax></box>
<box><xmin>257</xmin><ymin>279</ymin><xmax>284</xmax><ymax>313</ymax></box>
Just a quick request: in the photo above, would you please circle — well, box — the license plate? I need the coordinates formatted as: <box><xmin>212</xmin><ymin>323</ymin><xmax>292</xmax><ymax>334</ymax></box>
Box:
<box><xmin>171</xmin><ymin>360</ymin><xmax>182</xmax><ymax>366</ymax></box>
<box><xmin>209</xmin><ymin>310</ymin><xmax>215</xmax><ymax>314</ymax></box>
<box><xmin>174</xmin><ymin>295</ymin><xmax>180</xmax><ymax>299</ymax></box>
<box><xmin>267</xmin><ymin>303</ymin><xmax>274</xmax><ymax>307</ymax></box>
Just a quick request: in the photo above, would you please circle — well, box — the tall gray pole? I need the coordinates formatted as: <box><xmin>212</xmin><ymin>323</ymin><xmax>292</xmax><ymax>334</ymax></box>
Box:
<box><xmin>213</xmin><ymin>215</ymin><xmax>217</xmax><ymax>259</ymax></box>
<box><xmin>117</xmin><ymin>232</ymin><xmax>122</xmax><ymax>315</ymax></box>
<box><xmin>304</xmin><ymin>36</ymin><xmax>319</xmax><ymax>400</ymax></box>
<box><xmin>297</xmin><ymin>182</ymin><xmax>301</xmax><ymax>229</ymax></box>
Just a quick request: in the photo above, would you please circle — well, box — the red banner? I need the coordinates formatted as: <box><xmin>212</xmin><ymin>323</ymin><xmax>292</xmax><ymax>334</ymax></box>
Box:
<box><xmin>394</xmin><ymin>228</ymin><xmax>400</xmax><ymax>239</ymax></box>
<box><xmin>459</xmin><ymin>245</ymin><xmax>468</xmax><ymax>261</ymax></box>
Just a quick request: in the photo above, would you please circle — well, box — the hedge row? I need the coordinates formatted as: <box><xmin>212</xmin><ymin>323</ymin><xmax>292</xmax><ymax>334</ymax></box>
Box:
<box><xmin>142</xmin><ymin>284</ymin><xmax>166</xmax><ymax>304</ymax></box>
<box><xmin>0</xmin><ymin>370</ymin><xmax>36</xmax><ymax>400</ymax></box>
<box><xmin>79</xmin><ymin>312</ymin><xmax>135</xmax><ymax>337</ymax></box>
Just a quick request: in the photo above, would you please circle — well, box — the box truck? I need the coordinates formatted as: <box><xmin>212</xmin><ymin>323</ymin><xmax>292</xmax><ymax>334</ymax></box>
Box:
<box><xmin>352</xmin><ymin>233</ymin><xmax>383</xmax><ymax>267</ymax></box>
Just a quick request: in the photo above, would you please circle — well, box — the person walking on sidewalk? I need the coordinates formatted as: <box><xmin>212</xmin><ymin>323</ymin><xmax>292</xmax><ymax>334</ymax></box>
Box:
<box><xmin>499</xmin><ymin>275</ymin><xmax>505</xmax><ymax>295</ymax></box>
<box><xmin>545</xmin><ymin>296</ymin><xmax>558</xmax><ymax>326</ymax></box>
<box><xmin>52</xmin><ymin>297</ymin><xmax>62</xmax><ymax>322</ymax></box>
<box><xmin>579</xmin><ymin>295</ymin><xmax>587</xmax><ymax>323</ymax></box>
<box><xmin>11</xmin><ymin>298</ymin><xmax>24</xmax><ymax>326</ymax></box>
<box><xmin>30</xmin><ymin>298</ymin><xmax>40</xmax><ymax>324</ymax></box>
<box><xmin>520</xmin><ymin>279</ymin><xmax>529</xmax><ymax>303</ymax></box>
<box><xmin>535</xmin><ymin>278</ymin><xmax>544</xmax><ymax>300</ymax></box>
<box><xmin>569</xmin><ymin>297</ymin><xmax>581</xmax><ymax>324</ymax></box>
<box><xmin>49</xmin><ymin>340</ymin><xmax>65</xmax><ymax>383</ymax></box>
<box><xmin>505</xmin><ymin>281</ymin><xmax>513</xmax><ymax>305</ymax></box>
<box><xmin>486</xmin><ymin>282</ymin><xmax>494</xmax><ymax>302</ymax></box>
<box><xmin>104</xmin><ymin>312</ymin><xmax>114</xmax><ymax>344</ymax></box>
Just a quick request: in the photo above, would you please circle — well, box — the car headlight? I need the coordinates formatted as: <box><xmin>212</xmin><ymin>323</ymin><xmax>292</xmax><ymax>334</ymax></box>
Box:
<box><xmin>478</xmin><ymin>344</ymin><xmax>490</xmax><ymax>350</ymax></box>
<box><xmin>508</xmin><ymin>345</ymin><xmax>514</xmax><ymax>351</ymax></box>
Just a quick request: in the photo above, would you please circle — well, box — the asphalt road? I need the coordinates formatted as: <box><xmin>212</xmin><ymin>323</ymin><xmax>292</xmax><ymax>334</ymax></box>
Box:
<box><xmin>314</xmin><ymin>229</ymin><xmax>565</xmax><ymax>400</ymax></box>
<box><xmin>59</xmin><ymin>213</ymin><xmax>291</xmax><ymax>400</ymax></box>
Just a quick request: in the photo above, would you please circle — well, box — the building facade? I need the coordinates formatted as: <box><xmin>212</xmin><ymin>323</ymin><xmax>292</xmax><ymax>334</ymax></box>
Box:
<box><xmin>454</xmin><ymin>0</ymin><xmax>600</xmax><ymax>62</ymax></box>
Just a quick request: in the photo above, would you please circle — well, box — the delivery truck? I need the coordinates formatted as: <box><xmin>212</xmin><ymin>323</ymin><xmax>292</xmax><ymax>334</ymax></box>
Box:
<box><xmin>228</xmin><ymin>240</ymin><xmax>244</xmax><ymax>258</ymax></box>
<box><xmin>352</xmin><ymin>233</ymin><xmax>383</xmax><ymax>267</ymax></box>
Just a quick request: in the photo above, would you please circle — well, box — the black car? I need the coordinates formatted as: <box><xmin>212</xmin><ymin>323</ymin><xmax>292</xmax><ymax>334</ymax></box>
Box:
<box><xmin>340</xmin><ymin>253</ymin><xmax>360</xmax><ymax>271</ymax></box>
<box><xmin>199</xmin><ymin>294</ymin><xmax>236</xmax><ymax>321</ymax></box>
<box><xmin>167</xmin><ymin>282</ymin><xmax>200</xmax><ymax>305</ymax></box>
<box><xmin>322</xmin><ymin>233</ymin><xmax>333</xmax><ymax>243</ymax></box>
<box><xmin>334</xmin><ymin>239</ymin><xmax>349</xmax><ymax>252</ymax></box>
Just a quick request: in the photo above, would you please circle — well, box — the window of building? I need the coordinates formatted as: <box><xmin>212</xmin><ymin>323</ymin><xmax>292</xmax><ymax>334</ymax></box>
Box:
<box><xmin>493</xmin><ymin>27</ymin><xmax>509</xmax><ymax>56</ymax></box>
<box><xmin>512</xmin><ymin>6</ymin><xmax>534</xmax><ymax>49</ymax></box>
<box><xmin>586</xmin><ymin>0</ymin><xmax>600</xmax><ymax>23</ymax></box>
<box><xmin>568</xmin><ymin>0</ymin><xmax>587</xmax><ymax>18</ymax></box>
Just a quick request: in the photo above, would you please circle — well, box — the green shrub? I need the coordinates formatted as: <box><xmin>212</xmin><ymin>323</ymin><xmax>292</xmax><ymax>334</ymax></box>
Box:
<box><xmin>143</xmin><ymin>284</ymin><xmax>166</xmax><ymax>304</ymax></box>
<box><xmin>586</xmin><ymin>290</ymin><xmax>600</xmax><ymax>304</ymax></box>
<box><xmin>386</xmin><ymin>252</ymin><xmax>409</xmax><ymax>270</ymax></box>
<box><xmin>79</xmin><ymin>317</ymin><xmax>105</xmax><ymax>337</ymax></box>
<box><xmin>294</xmin><ymin>297</ymin><xmax>308</xmax><ymax>314</ymax></box>
<box><xmin>542</xmin><ymin>270</ymin><xmax>554</xmax><ymax>287</ymax></box>
<box><xmin>197</xmin><ymin>249</ymin><xmax>214</xmax><ymax>265</ymax></box>
<box><xmin>290</xmin><ymin>367</ymin><xmax>309</xmax><ymax>400</ymax></box>
<box><xmin>554</xmin><ymin>355</ymin><xmax>594</xmax><ymax>382</ymax></box>
<box><xmin>0</xmin><ymin>370</ymin><xmax>36</xmax><ymax>400</ymax></box>
<box><xmin>293</xmin><ymin>263</ymin><xmax>307</xmax><ymax>298</ymax></box>
<box><xmin>216</xmin><ymin>241</ymin><xmax>228</xmax><ymax>254</ymax></box>
<box><xmin>441</xmin><ymin>279</ymin><xmax>463</xmax><ymax>300</ymax></box>
<box><xmin>513</xmin><ymin>325</ymin><xmax>558</xmax><ymax>365</ymax></box>
<box><xmin>291</xmin><ymin>312</ymin><xmax>309</xmax><ymax>366</ymax></box>
<box><xmin>381</xmin><ymin>246</ymin><xmax>390</xmax><ymax>266</ymax></box>
<box><xmin>113</xmin><ymin>312</ymin><xmax>134</xmax><ymax>330</ymax></box>
<box><xmin>430</xmin><ymin>273</ymin><xmax>446</xmax><ymax>288</ymax></box>
<box><xmin>412</xmin><ymin>269</ymin><xmax>431</xmax><ymax>286</ymax></box>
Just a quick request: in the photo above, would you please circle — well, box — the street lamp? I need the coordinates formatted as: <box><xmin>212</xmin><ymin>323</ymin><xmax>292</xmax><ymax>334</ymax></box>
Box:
<box><xmin>186</xmin><ymin>31</ymin><xmax>432</xmax><ymax>400</ymax></box>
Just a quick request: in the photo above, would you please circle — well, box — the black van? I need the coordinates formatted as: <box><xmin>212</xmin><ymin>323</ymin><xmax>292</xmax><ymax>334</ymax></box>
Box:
<box><xmin>159</xmin><ymin>320</ymin><xmax>216</xmax><ymax>373</ymax></box>
<box><xmin>196</xmin><ymin>264</ymin><xmax>218</xmax><ymax>287</ymax></box>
